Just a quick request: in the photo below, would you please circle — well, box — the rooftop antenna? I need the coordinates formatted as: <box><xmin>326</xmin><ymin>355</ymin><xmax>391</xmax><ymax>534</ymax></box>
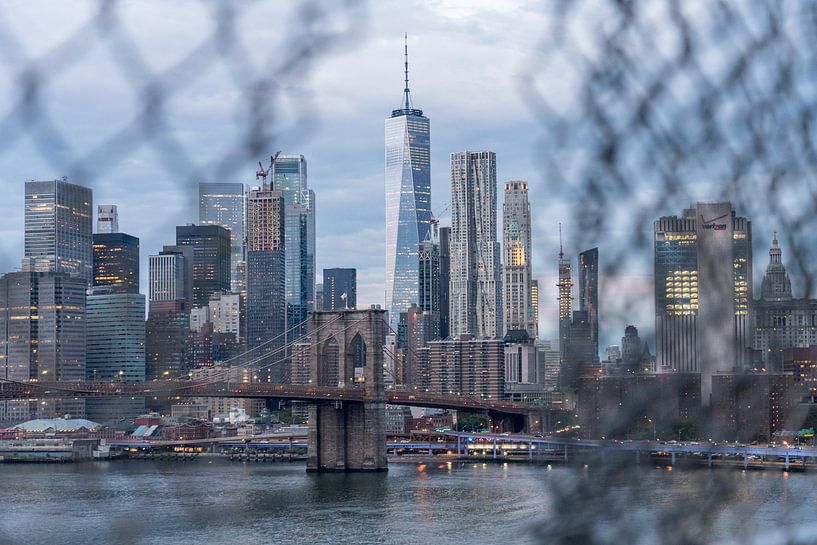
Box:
<box><xmin>403</xmin><ymin>32</ymin><xmax>412</xmax><ymax>110</ymax></box>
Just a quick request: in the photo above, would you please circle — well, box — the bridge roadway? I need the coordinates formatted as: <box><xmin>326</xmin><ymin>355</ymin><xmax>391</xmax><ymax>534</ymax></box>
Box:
<box><xmin>0</xmin><ymin>380</ymin><xmax>536</xmax><ymax>415</ymax></box>
<box><xmin>106</xmin><ymin>430</ymin><xmax>817</xmax><ymax>469</ymax></box>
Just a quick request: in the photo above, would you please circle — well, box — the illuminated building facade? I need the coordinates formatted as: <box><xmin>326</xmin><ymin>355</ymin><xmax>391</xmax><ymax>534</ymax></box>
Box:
<box><xmin>654</xmin><ymin>203</ymin><xmax>752</xmax><ymax>402</ymax></box>
<box><xmin>502</xmin><ymin>181</ymin><xmax>536</xmax><ymax>338</ymax></box>
<box><xmin>92</xmin><ymin>233</ymin><xmax>139</xmax><ymax>294</ymax></box>
<box><xmin>23</xmin><ymin>179</ymin><xmax>93</xmax><ymax>284</ymax></box>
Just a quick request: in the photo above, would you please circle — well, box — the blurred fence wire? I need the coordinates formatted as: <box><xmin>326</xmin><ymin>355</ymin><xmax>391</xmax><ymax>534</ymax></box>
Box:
<box><xmin>1</xmin><ymin>0</ymin><xmax>817</xmax><ymax>544</ymax></box>
<box><xmin>0</xmin><ymin>0</ymin><xmax>365</xmax><ymax>189</ymax></box>
<box><xmin>524</xmin><ymin>1</ymin><xmax>817</xmax><ymax>543</ymax></box>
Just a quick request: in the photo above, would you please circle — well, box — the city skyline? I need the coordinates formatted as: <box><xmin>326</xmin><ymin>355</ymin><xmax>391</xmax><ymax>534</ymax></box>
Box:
<box><xmin>0</xmin><ymin>3</ymin><xmax>802</xmax><ymax>352</ymax></box>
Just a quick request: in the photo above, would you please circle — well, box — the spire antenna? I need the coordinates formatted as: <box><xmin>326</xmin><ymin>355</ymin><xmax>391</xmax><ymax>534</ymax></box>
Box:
<box><xmin>403</xmin><ymin>32</ymin><xmax>412</xmax><ymax>110</ymax></box>
<box><xmin>559</xmin><ymin>222</ymin><xmax>564</xmax><ymax>260</ymax></box>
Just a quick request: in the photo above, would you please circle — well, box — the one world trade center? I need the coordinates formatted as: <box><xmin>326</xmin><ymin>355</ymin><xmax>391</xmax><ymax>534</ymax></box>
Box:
<box><xmin>385</xmin><ymin>35</ymin><xmax>431</xmax><ymax>331</ymax></box>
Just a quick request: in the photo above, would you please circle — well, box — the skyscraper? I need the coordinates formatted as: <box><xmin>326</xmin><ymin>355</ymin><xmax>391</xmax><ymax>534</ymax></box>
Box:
<box><xmin>654</xmin><ymin>202</ymin><xmax>752</xmax><ymax>402</ymax></box>
<box><xmin>449</xmin><ymin>151</ymin><xmax>502</xmax><ymax>338</ymax></box>
<box><xmin>96</xmin><ymin>204</ymin><xmax>118</xmax><ymax>234</ymax></box>
<box><xmin>149</xmin><ymin>245</ymin><xmax>193</xmax><ymax>306</ymax></box>
<box><xmin>385</xmin><ymin>36</ymin><xmax>431</xmax><ymax>330</ymax></box>
<box><xmin>578</xmin><ymin>248</ymin><xmax>599</xmax><ymax>358</ymax></box>
<box><xmin>88</xmin><ymin>224</ymin><xmax>145</xmax><ymax>423</ymax></box>
<box><xmin>557</xmin><ymin>226</ymin><xmax>573</xmax><ymax>357</ymax></box>
<box><xmin>418</xmin><ymin>233</ymin><xmax>441</xmax><ymax>338</ymax></box>
<box><xmin>0</xmin><ymin>271</ymin><xmax>87</xmax><ymax>421</ymax></box>
<box><xmin>85</xmin><ymin>292</ymin><xmax>146</xmax><ymax>421</ymax></box>
<box><xmin>271</xmin><ymin>155</ymin><xmax>316</xmax><ymax>338</ymax></box>
<box><xmin>323</xmin><ymin>268</ymin><xmax>356</xmax><ymax>311</ymax></box>
<box><xmin>92</xmin><ymin>233</ymin><xmax>139</xmax><ymax>294</ymax></box>
<box><xmin>198</xmin><ymin>182</ymin><xmax>246</xmax><ymax>294</ymax></box>
<box><xmin>502</xmin><ymin>181</ymin><xmax>536</xmax><ymax>338</ymax></box>
<box><xmin>23</xmin><ymin>179</ymin><xmax>93</xmax><ymax>284</ymax></box>
<box><xmin>175</xmin><ymin>224</ymin><xmax>231</xmax><ymax>308</ymax></box>
<box><xmin>246</xmin><ymin>186</ymin><xmax>286</xmax><ymax>381</ymax></box>
<box><xmin>146</xmin><ymin>299</ymin><xmax>190</xmax><ymax>380</ymax></box>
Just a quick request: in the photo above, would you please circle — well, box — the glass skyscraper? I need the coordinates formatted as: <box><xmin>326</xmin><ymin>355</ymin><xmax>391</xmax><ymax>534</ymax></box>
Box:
<box><xmin>578</xmin><ymin>247</ymin><xmax>599</xmax><ymax>358</ymax></box>
<box><xmin>385</xmin><ymin>39</ymin><xmax>431</xmax><ymax>330</ymax></box>
<box><xmin>271</xmin><ymin>155</ymin><xmax>315</xmax><ymax>339</ymax></box>
<box><xmin>323</xmin><ymin>268</ymin><xmax>357</xmax><ymax>311</ymax></box>
<box><xmin>23</xmin><ymin>179</ymin><xmax>93</xmax><ymax>284</ymax></box>
<box><xmin>175</xmin><ymin>224</ymin><xmax>231</xmax><ymax>308</ymax></box>
<box><xmin>198</xmin><ymin>182</ymin><xmax>246</xmax><ymax>294</ymax></box>
<box><xmin>92</xmin><ymin>233</ymin><xmax>139</xmax><ymax>294</ymax></box>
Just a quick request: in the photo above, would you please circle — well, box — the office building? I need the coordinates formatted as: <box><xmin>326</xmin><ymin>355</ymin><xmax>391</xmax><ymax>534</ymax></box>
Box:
<box><xmin>449</xmin><ymin>151</ymin><xmax>502</xmax><ymax>338</ymax></box>
<box><xmin>175</xmin><ymin>224</ymin><xmax>231</xmax><ymax>308</ymax></box>
<box><xmin>503</xmin><ymin>181</ymin><xmax>536</xmax><ymax>338</ymax></box>
<box><xmin>246</xmin><ymin>186</ymin><xmax>287</xmax><ymax>381</ymax></box>
<box><xmin>148</xmin><ymin>245</ymin><xmax>193</xmax><ymax>306</ymax></box>
<box><xmin>271</xmin><ymin>155</ymin><xmax>316</xmax><ymax>338</ymax></box>
<box><xmin>96</xmin><ymin>204</ymin><xmax>118</xmax><ymax>234</ymax></box>
<box><xmin>418</xmin><ymin>234</ymin><xmax>441</xmax><ymax>338</ymax></box>
<box><xmin>561</xmin><ymin>310</ymin><xmax>599</xmax><ymax>393</ymax></box>
<box><xmin>23</xmin><ymin>179</ymin><xmax>93</xmax><ymax>284</ymax></box>
<box><xmin>384</xmin><ymin>38</ymin><xmax>431</xmax><ymax>330</ymax></box>
<box><xmin>145</xmin><ymin>299</ymin><xmax>190</xmax><ymax>380</ymax></box>
<box><xmin>538</xmin><ymin>339</ymin><xmax>561</xmax><ymax>392</ymax></box>
<box><xmin>578</xmin><ymin>248</ymin><xmax>599</xmax><ymax>358</ymax></box>
<box><xmin>0</xmin><ymin>271</ymin><xmax>87</xmax><ymax>421</ymax></box>
<box><xmin>753</xmin><ymin>233</ymin><xmax>817</xmax><ymax>371</ymax></box>
<box><xmin>323</xmin><ymin>268</ymin><xmax>356</xmax><ymax>311</ymax></box>
<box><xmin>92</xmin><ymin>233</ymin><xmax>139</xmax><ymax>294</ymax></box>
<box><xmin>198</xmin><ymin>182</ymin><xmax>246</xmax><ymax>295</ymax></box>
<box><xmin>654</xmin><ymin>203</ymin><xmax>752</xmax><ymax>402</ymax></box>
<box><xmin>85</xmin><ymin>292</ymin><xmax>146</xmax><ymax>423</ymax></box>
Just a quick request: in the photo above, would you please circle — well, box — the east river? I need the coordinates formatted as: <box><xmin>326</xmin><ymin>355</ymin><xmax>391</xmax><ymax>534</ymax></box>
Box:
<box><xmin>0</xmin><ymin>459</ymin><xmax>814</xmax><ymax>545</ymax></box>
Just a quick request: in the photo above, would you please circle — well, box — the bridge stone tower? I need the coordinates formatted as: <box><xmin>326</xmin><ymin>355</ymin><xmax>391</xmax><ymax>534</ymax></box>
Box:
<box><xmin>306</xmin><ymin>308</ymin><xmax>388</xmax><ymax>471</ymax></box>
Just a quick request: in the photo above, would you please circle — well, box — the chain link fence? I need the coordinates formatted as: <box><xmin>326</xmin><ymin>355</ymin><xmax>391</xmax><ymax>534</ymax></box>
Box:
<box><xmin>1</xmin><ymin>0</ymin><xmax>816</xmax><ymax>544</ymax></box>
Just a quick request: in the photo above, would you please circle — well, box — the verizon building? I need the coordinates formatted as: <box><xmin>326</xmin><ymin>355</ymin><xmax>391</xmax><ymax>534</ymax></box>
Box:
<box><xmin>654</xmin><ymin>202</ymin><xmax>752</xmax><ymax>402</ymax></box>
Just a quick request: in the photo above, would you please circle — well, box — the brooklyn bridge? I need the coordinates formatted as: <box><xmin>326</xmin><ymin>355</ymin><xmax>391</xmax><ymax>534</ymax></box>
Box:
<box><xmin>0</xmin><ymin>309</ymin><xmax>558</xmax><ymax>472</ymax></box>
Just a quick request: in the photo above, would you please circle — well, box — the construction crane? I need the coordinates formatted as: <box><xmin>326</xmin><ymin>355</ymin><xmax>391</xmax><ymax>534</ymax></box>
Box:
<box><xmin>255</xmin><ymin>151</ymin><xmax>282</xmax><ymax>188</ymax></box>
<box><xmin>429</xmin><ymin>203</ymin><xmax>450</xmax><ymax>240</ymax></box>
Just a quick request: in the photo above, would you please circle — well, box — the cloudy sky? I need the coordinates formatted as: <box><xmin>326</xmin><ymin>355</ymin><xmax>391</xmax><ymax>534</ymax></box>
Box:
<box><xmin>3</xmin><ymin>0</ymin><xmax>791</xmax><ymax>351</ymax></box>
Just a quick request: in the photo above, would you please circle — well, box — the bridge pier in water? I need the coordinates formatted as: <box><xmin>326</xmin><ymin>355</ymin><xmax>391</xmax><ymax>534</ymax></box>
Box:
<box><xmin>306</xmin><ymin>309</ymin><xmax>388</xmax><ymax>472</ymax></box>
